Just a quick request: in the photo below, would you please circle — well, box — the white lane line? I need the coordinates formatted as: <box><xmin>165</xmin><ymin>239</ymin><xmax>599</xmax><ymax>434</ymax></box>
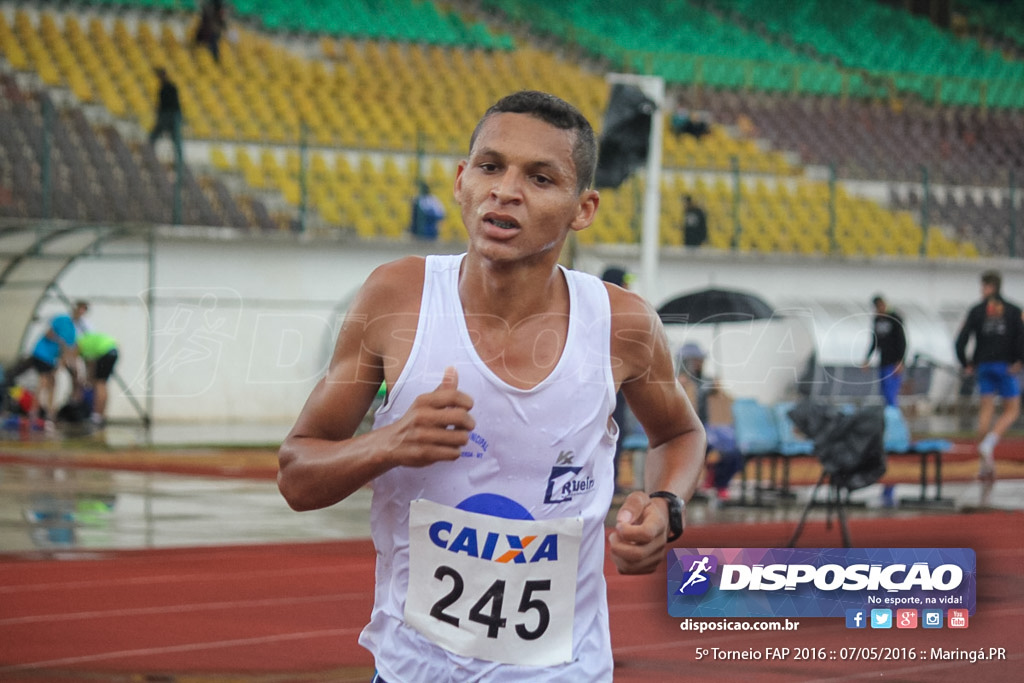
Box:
<box><xmin>0</xmin><ymin>562</ymin><xmax>373</xmax><ymax>594</ymax></box>
<box><xmin>0</xmin><ymin>627</ymin><xmax>364</xmax><ymax>672</ymax></box>
<box><xmin>0</xmin><ymin>592</ymin><xmax>371</xmax><ymax>626</ymax></box>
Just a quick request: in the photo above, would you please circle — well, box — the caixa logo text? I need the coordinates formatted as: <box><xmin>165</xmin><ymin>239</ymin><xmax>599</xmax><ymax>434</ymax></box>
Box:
<box><xmin>428</xmin><ymin>521</ymin><xmax>560</xmax><ymax>563</ymax></box>
<box><xmin>719</xmin><ymin>562</ymin><xmax>964</xmax><ymax>592</ymax></box>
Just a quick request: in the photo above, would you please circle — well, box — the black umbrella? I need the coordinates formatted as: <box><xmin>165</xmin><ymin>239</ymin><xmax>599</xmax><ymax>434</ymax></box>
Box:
<box><xmin>657</xmin><ymin>288</ymin><xmax>776</xmax><ymax>325</ymax></box>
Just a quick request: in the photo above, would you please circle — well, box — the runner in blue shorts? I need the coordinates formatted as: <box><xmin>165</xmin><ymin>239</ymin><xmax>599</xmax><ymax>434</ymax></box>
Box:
<box><xmin>862</xmin><ymin>294</ymin><xmax>907</xmax><ymax>505</ymax></box>
<box><xmin>956</xmin><ymin>271</ymin><xmax>1024</xmax><ymax>480</ymax></box>
<box><xmin>862</xmin><ymin>295</ymin><xmax>907</xmax><ymax>408</ymax></box>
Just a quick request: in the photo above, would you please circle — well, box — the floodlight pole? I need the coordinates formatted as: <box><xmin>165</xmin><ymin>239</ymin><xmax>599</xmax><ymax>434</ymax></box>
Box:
<box><xmin>606</xmin><ymin>73</ymin><xmax>665</xmax><ymax>303</ymax></box>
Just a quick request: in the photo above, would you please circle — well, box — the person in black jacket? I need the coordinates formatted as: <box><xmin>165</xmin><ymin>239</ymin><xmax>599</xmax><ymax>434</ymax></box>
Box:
<box><xmin>862</xmin><ymin>295</ymin><xmax>907</xmax><ymax>408</ymax></box>
<box><xmin>955</xmin><ymin>270</ymin><xmax>1024</xmax><ymax>480</ymax></box>
<box><xmin>149</xmin><ymin>67</ymin><xmax>182</xmax><ymax>149</ymax></box>
<box><xmin>682</xmin><ymin>195</ymin><xmax>707</xmax><ymax>247</ymax></box>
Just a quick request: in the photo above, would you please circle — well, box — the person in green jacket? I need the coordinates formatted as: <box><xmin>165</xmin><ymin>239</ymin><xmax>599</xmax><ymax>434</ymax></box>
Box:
<box><xmin>76</xmin><ymin>331</ymin><xmax>118</xmax><ymax>426</ymax></box>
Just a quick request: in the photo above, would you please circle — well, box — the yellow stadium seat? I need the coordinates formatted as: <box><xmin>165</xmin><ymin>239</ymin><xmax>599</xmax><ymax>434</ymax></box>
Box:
<box><xmin>236</xmin><ymin>149</ymin><xmax>263</xmax><ymax>189</ymax></box>
<box><xmin>4</xmin><ymin>6</ymin><xmax>969</xmax><ymax>253</ymax></box>
<box><xmin>280</xmin><ymin>179</ymin><xmax>301</xmax><ymax>206</ymax></box>
<box><xmin>211</xmin><ymin>146</ymin><xmax>233</xmax><ymax>172</ymax></box>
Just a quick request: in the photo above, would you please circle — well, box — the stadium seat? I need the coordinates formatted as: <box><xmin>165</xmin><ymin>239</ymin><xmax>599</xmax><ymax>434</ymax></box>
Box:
<box><xmin>1</xmin><ymin>0</ymin><xmax>1008</xmax><ymax>254</ymax></box>
<box><xmin>882</xmin><ymin>406</ymin><xmax>953</xmax><ymax>506</ymax></box>
<box><xmin>731</xmin><ymin>398</ymin><xmax>784</xmax><ymax>506</ymax></box>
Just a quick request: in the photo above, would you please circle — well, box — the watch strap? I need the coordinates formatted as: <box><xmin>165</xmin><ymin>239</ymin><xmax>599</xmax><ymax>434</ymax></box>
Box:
<box><xmin>649</xmin><ymin>490</ymin><xmax>684</xmax><ymax>542</ymax></box>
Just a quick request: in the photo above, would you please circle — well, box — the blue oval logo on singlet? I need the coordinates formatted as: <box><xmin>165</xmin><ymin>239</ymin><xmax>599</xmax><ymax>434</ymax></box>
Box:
<box><xmin>456</xmin><ymin>493</ymin><xmax>534</xmax><ymax>520</ymax></box>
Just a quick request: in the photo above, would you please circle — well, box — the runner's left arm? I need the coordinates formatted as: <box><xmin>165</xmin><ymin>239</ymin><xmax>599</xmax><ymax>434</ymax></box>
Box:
<box><xmin>606</xmin><ymin>290</ymin><xmax>706</xmax><ymax>574</ymax></box>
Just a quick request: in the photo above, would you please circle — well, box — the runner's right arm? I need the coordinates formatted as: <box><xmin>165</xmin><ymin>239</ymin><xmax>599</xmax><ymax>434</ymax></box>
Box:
<box><xmin>277</xmin><ymin>259</ymin><xmax>475</xmax><ymax>511</ymax></box>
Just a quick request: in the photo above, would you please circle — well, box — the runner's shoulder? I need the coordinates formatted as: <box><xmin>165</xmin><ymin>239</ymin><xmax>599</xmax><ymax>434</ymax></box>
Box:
<box><xmin>605</xmin><ymin>283</ymin><xmax>659</xmax><ymax>334</ymax></box>
<box><xmin>605</xmin><ymin>283</ymin><xmax>661</xmax><ymax>372</ymax></box>
<box><xmin>359</xmin><ymin>256</ymin><xmax>426</xmax><ymax>314</ymax></box>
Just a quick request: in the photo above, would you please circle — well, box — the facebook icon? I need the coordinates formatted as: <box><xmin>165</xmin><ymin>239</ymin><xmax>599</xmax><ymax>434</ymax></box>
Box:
<box><xmin>846</xmin><ymin>609</ymin><xmax>867</xmax><ymax>629</ymax></box>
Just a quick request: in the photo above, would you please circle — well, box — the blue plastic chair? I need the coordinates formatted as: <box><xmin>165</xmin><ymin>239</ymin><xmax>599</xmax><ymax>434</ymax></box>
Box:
<box><xmin>731</xmin><ymin>398</ymin><xmax>781</xmax><ymax>505</ymax></box>
<box><xmin>882</xmin><ymin>406</ymin><xmax>952</xmax><ymax>505</ymax></box>
<box><xmin>772</xmin><ymin>402</ymin><xmax>816</xmax><ymax>497</ymax></box>
<box><xmin>774</xmin><ymin>402</ymin><xmax>816</xmax><ymax>457</ymax></box>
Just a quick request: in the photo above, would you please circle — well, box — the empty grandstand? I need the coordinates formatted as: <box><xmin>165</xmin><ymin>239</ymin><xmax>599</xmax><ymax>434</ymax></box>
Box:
<box><xmin>1</xmin><ymin>0</ymin><xmax>1023</xmax><ymax>423</ymax></box>
<box><xmin>0</xmin><ymin>0</ymin><xmax>1019</xmax><ymax>257</ymax></box>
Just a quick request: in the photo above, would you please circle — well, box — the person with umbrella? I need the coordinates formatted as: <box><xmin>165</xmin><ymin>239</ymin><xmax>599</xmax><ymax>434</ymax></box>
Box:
<box><xmin>676</xmin><ymin>342</ymin><xmax>742</xmax><ymax>501</ymax></box>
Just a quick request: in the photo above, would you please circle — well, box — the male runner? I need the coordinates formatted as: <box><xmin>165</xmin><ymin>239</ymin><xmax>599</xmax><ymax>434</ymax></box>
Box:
<box><xmin>279</xmin><ymin>91</ymin><xmax>706</xmax><ymax>681</ymax></box>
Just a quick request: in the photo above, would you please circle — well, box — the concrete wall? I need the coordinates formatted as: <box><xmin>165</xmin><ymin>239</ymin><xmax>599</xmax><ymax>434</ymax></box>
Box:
<box><xmin>27</xmin><ymin>229</ymin><xmax>1024</xmax><ymax>424</ymax></box>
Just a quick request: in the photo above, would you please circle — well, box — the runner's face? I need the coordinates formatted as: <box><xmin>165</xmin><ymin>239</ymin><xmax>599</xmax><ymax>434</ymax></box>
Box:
<box><xmin>454</xmin><ymin>112</ymin><xmax>597</xmax><ymax>264</ymax></box>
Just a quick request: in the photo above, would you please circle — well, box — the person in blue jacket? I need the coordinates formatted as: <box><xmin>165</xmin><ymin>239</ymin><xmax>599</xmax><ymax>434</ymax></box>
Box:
<box><xmin>5</xmin><ymin>301</ymin><xmax>89</xmax><ymax>427</ymax></box>
<box><xmin>409</xmin><ymin>181</ymin><xmax>446</xmax><ymax>240</ymax></box>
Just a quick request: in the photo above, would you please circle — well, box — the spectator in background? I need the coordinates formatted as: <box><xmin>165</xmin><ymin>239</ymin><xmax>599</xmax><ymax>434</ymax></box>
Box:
<box><xmin>861</xmin><ymin>294</ymin><xmax>907</xmax><ymax>506</ymax></box>
<box><xmin>670</xmin><ymin>105</ymin><xmax>711</xmax><ymax>139</ymax></box>
<box><xmin>676</xmin><ymin>342</ymin><xmax>742</xmax><ymax>501</ymax></box>
<box><xmin>956</xmin><ymin>270</ymin><xmax>1024</xmax><ymax>480</ymax></box>
<box><xmin>193</xmin><ymin>0</ymin><xmax>227</xmax><ymax>62</ymax></box>
<box><xmin>76</xmin><ymin>331</ymin><xmax>119</xmax><ymax>427</ymax></box>
<box><xmin>4</xmin><ymin>301</ymin><xmax>89</xmax><ymax>429</ymax></box>
<box><xmin>149</xmin><ymin>68</ymin><xmax>182</xmax><ymax>152</ymax></box>
<box><xmin>862</xmin><ymin>295</ymin><xmax>907</xmax><ymax>408</ymax></box>
<box><xmin>682</xmin><ymin>195</ymin><xmax>707</xmax><ymax>247</ymax></box>
<box><xmin>409</xmin><ymin>181</ymin><xmax>445</xmax><ymax>240</ymax></box>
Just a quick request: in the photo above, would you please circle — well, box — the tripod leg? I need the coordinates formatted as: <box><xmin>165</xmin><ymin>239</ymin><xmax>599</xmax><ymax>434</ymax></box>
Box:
<box><xmin>739</xmin><ymin>457</ymin><xmax>749</xmax><ymax>505</ymax></box>
<box><xmin>825</xmin><ymin>481</ymin><xmax>835</xmax><ymax>531</ymax></box>
<box><xmin>787</xmin><ymin>472</ymin><xmax>827</xmax><ymax>547</ymax></box>
<box><xmin>755</xmin><ymin>455</ymin><xmax>763</xmax><ymax>506</ymax></box>
<box><xmin>837</xmin><ymin>488</ymin><xmax>852</xmax><ymax>548</ymax></box>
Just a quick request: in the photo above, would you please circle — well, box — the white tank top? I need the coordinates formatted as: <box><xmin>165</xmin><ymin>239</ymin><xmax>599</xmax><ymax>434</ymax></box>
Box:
<box><xmin>360</xmin><ymin>253</ymin><xmax>618</xmax><ymax>682</ymax></box>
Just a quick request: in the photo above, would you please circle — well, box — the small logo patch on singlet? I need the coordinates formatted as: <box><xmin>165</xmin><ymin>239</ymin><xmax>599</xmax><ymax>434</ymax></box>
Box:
<box><xmin>544</xmin><ymin>450</ymin><xmax>596</xmax><ymax>504</ymax></box>
<box><xmin>460</xmin><ymin>430</ymin><xmax>490</xmax><ymax>459</ymax></box>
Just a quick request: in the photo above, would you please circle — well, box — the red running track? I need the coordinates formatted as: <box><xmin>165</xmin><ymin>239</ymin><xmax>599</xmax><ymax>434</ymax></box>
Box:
<box><xmin>1</xmin><ymin>512</ymin><xmax>1022</xmax><ymax>682</ymax></box>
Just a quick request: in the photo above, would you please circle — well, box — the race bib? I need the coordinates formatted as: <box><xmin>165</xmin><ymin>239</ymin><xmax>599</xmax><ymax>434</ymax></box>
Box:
<box><xmin>405</xmin><ymin>499</ymin><xmax>583</xmax><ymax>666</ymax></box>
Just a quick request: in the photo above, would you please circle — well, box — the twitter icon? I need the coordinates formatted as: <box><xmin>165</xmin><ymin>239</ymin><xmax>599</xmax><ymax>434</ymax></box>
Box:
<box><xmin>870</xmin><ymin>609</ymin><xmax>892</xmax><ymax>629</ymax></box>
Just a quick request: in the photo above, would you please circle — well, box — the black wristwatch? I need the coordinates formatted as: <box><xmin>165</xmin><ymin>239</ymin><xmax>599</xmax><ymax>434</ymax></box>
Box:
<box><xmin>649</xmin><ymin>490</ymin><xmax>685</xmax><ymax>542</ymax></box>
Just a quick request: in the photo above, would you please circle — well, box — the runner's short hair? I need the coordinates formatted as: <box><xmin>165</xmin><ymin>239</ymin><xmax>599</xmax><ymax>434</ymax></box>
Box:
<box><xmin>469</xmin><ymin>90</ymin><xmax>597</xmax><ymax>194</ymax></box>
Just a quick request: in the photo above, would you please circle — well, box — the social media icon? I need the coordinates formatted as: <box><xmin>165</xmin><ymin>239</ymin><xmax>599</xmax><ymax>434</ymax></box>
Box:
<box><xmin>846</xmin><ymin>609</ymin><xmax>867</xmax><ymax>629</ymax></box>
<box><xmin>871</xmin><ymin>609</ymin><xmax>892</xmax><ymax>629</ymax></box>
<box><xmin>948</xmin><ymin>609</ymin><xmax>969</xmax><ymax>629</ymax></box>
<box><xmin>896</xmin><ymin>609</ymin><xmax>918</xmax><ymax>629</ymax></box>
<box><xmin>922</xmin><ymin>609</ymin><xmax>943</xmax><ymax>628</ymax></box>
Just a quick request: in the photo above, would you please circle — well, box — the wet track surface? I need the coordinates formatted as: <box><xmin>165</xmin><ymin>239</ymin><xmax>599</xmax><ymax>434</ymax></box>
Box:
<box><xmin>1</xmin><ymin>422</ymin><xmax>1021</xmax><ymax>554</ymax></box>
